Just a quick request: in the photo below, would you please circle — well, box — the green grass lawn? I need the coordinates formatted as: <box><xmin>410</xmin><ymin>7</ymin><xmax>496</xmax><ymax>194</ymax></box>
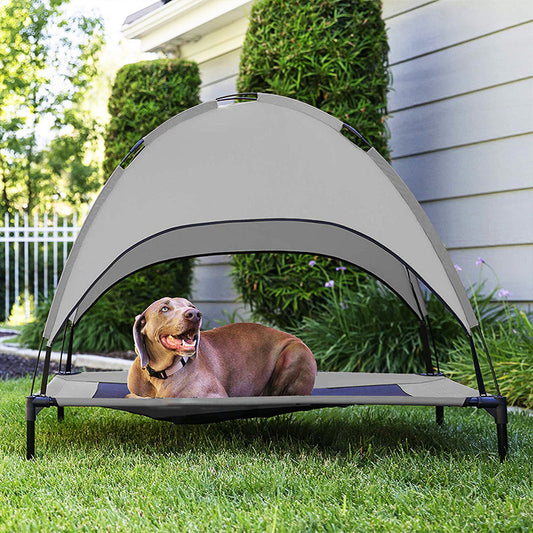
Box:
<box><xmin>1</xmin><ymin>377</ymin><xmax>532</xmax><ymax>532</ymax></box>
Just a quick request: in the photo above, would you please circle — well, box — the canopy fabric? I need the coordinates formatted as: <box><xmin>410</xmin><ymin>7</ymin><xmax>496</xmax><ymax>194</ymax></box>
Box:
<box><xmin>43</xmin><ymin>93</ymin><xmax>477</xmax><ymax>344</ymax></box>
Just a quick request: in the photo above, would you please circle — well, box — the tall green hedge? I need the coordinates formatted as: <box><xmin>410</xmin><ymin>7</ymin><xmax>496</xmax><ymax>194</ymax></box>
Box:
<box><xmin>103</xmin><ymin>59</ymin><xmax>201</xmax><ymax>177</ymax></box>
<box><xmin>21</xmin><ymin>59</ymin><xmax>201</xmax><ymax>352</ymax></box>
<box><xmin>232</xmin><ymin>0</ymin><xmax>390</xmax><ymax>330</ymax></box>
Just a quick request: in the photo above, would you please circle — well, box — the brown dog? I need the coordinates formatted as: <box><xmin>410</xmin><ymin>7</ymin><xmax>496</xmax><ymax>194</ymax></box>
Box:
<box><xmin>127</xmin><ymin>297</ymin><xmax>317</xmax><ymax>398</ymax></box>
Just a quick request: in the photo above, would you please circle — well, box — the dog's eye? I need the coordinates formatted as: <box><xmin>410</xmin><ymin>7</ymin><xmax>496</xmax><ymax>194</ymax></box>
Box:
<box><xmin>160</xmin><ymin>306</ymin><xmax>169</xmax><ymax>313</ymax></box>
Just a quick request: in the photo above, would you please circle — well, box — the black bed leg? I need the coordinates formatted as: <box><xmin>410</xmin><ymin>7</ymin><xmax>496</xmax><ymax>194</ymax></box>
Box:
<box><xmin>436</xmin><ymin>406</ymin><xmax>444</xmax><ymax>426</ymax></box>
<box><xmin>57</xmin><ymin>406</ymin><xmax>65</xmax><ymax>422</ymax></box>
<box><xmin>496</xmin><ymin>397</ymin><xmax>508</xmax><ymax>463</ymax></box>
<box><xmin>26</xmin><ymin>397</ymin><xmax>36</xmax><ymax>460</ymax></box>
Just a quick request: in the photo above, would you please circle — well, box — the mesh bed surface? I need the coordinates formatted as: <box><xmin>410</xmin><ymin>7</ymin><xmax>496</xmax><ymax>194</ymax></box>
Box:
<box><xmin>45</xmin><ymin>371</ymin><xmax>479</xmax><ymax>424</ymax></box>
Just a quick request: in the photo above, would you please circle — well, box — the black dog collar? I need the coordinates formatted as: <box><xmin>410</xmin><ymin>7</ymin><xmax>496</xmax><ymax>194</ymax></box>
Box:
<box><xmin>145</xmin><ymin>357</ymin><xmax>189</xmax><ymax>380</ymax></box>
<box><xmin>146</xmin><ymin>365</ymin><xmax>169</xmax><ymax>380</ymax></box>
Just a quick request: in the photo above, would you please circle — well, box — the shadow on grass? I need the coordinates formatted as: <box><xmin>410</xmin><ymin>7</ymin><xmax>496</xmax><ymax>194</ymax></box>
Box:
<box><xmin>36</xmin><ymin>403</ymin><xmax>501</xmax><ymax>462</ymax></box>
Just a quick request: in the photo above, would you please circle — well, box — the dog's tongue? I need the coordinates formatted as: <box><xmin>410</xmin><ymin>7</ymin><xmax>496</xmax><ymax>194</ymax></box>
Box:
<box><xmin>161</xmin><ymin>334</ymin><xmax>182</xmax><ymax>350</ymax></box>
<box><xmin>161</xmin><ymin>334</ymin><xmax>196</xmax><ymax>352</ymax></box>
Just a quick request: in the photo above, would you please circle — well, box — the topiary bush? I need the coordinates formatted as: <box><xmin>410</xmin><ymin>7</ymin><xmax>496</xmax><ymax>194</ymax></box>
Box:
<box><xmin>232</xmin><ymin>0</ymin><xmax>390</xmax><ymax>330</ymax></box>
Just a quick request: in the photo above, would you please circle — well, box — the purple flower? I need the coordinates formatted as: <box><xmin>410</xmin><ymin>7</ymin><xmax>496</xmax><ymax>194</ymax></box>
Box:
<box><xmin>336</xmin><ymin>266</ymin><xmax>347</xmax><ymax>271</ymax></box>
<box><xmin>308</xmin><ymin>260</ymin><xmax>317</xmax><ymax>267</ymax></box>
<box><xmin>324</xmin><ymin>280</ymin><xmax>335</xmax><ymax>288</ymax></box>
<box><xmin>454</xmin><ymin>264</ymin><xmax>462</xmax><ymax>272</ymax></box>
<box><xmin>496</xmin><ymin>288</ymin><xmax>511</xmax><ymax>299</ymax></box>
<box><xmin>476</xmin><ymin>257</ymin><xmax>485</xmax><ymax>266</ymax></box>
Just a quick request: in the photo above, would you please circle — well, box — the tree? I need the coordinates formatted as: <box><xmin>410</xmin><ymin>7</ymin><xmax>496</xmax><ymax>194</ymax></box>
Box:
<box><xmin>0</xmin><ymin>0</ymin><xmax>104</xmax><ymax>217</ymax></box>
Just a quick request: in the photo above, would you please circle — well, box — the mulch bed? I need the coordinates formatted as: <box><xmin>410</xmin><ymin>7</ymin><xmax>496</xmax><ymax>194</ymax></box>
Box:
<box><xmin>0</xmin><ymin>331</ymin><xmax>135</xmax><ymax>380</ymax></box>
<box><xmin>0</xmin><ymin>353</ymin><xmax>60</xmax><ymax>380</ymax></box>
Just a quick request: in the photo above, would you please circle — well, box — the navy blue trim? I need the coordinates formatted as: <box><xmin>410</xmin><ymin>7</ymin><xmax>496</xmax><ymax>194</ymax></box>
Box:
<box><xmin>92</xmin><ymin>382</ymin><xmax>410</xmax><ymax>400</ymax></box>
<box><xmin>311</xmin><ymin>384</ymin><xmax>409</xmax><ymax>397</ymax></box>
<box><xmin>119</xmin><ymin>139</ymin><xmax>144</xmax><ymax>169</ymax></box>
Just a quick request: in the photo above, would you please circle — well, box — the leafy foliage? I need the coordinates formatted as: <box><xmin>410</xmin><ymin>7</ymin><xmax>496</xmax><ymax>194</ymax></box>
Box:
<box><xmin>0</xmin><ymin>0</ymin><xmax>105</xmax><ymax>216</ymax></box>
<box><xmin>20</xmin><ymin>259</ymin><xmax>195</xmax><ymax>353</ymax></box>
<box><xmin>287</xmin><ymin>264</ymin><xmax>506</xmax><ymax>374</ymax></box>
<box><xmin>231</xmin><ymin>254</ymin><xmax>362</xmax><ymax>330</ymax></box>
<box><xmin>103</xmin><ymin>59</ymin><xmax>201</xmax><ymax>178</ymax></box>
<box><xmin>443</xmin><ymin>308</ymin><xmax>533</xmax><ymax>408</ymax></box>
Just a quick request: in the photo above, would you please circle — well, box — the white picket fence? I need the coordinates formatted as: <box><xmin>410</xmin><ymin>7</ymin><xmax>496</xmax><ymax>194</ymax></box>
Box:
<box><xmin>0</xmin><ymin>212</ymin><xmax>80</xmax><ymax>322</ymax></box>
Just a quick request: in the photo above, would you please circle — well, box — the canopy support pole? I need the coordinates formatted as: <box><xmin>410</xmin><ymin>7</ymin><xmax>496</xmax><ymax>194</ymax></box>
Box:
<box><xmin>39</xmin><ymin>346</ymin><xmax>53</xmax><ymax>396</ymax></box>
<box><xmin>419</xmin><ymin>320</ymin><xmax>435</xmax><ymax>375</ymax></box>
<box><xmin>65</xmin><ymin>322</ymin><xmax>75</xmax><ymax>374</ymax></box>
<box><xmin>468</xmin><ymin>335</ymin><xmax>487</xmax><ymax>396</ymax></box>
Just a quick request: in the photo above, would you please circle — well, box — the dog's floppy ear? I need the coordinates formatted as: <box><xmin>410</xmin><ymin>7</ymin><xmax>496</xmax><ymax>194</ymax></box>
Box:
<box><xmin>133</xmin><ymin>313</ymin><xmax>149</xmax><ymax>369</ymax></box>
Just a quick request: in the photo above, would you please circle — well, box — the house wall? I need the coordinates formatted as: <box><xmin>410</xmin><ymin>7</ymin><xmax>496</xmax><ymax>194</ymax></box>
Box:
<box><xmin>385</xmin><ymin>0</ymin><xmax>533</xmax><ymax>310</ymax></box>
<box><xmin>124</xmin><ymin>0</ymin><xmax>533</xmax><ymax>321</ymax></box>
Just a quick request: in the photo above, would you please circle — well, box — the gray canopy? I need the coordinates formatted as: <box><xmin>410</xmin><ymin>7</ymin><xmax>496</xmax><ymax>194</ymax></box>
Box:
<box><xmin>43</xmin><ymin>93</ymin><xmax>477</xmax><ymax>345</ymax></box>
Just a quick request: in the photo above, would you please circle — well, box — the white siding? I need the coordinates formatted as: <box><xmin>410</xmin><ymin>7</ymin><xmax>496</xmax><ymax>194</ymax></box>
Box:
<box><xmin>385</xmin><ymin>0</ymin><xmax>533</xmax><ymax>308</ymax></box>
<box><xmin>198</xmin><ymin>48</ymin><xmax>241</xmax><ymax>102</ymax></box>
<box><xmin>164</xmin><ymin>0</ymin><xmax>533</xmax><ymax>314</ymax></box>
<box><xmin>190</xmin><ymin>255</ymin><xmax>249</xmax><ymax>325</ymax></box>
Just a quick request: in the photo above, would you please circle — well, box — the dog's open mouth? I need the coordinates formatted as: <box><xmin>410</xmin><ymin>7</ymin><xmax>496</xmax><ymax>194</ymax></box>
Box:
<box><xmin>160</xmin><ymin>330</ymin><xmax>198</xmax><ymax>353</ymax></box>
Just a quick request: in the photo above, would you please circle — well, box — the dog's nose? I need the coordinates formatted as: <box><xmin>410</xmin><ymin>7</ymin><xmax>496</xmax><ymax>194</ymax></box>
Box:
<box><xmin>184</xmin><ymin>308</ymin><xmax>202</xmax><ymax>322</ymax></box>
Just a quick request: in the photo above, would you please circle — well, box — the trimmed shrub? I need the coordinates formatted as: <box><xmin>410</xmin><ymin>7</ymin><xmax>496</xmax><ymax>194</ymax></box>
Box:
<box><xmin>233</xmin><ymin>0</ymin><xmax>390</xmax><ymax>329</ymax></box>
<box><xmin>103</xmin><ymin>59</ymin><xmax>201</xmax><ymax>177</ymax></box>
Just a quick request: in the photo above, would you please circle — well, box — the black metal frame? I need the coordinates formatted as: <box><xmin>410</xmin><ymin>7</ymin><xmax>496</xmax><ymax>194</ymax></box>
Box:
<box><xmin>25</xmin><ymin>93</ymin><xmax>509</xmax><ymax>461</ymax></box>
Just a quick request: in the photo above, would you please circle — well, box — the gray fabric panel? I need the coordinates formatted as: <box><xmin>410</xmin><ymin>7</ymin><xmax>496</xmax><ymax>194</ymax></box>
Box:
<box><xmin>47</xmin><ymin>371</ymin><xmax>477</xmax><ymax>410</ymax></box>
<box><xmin>367</xmin><ymin>148</ymin><xmax>478</xmax><ymax>330</ymax></box>
<box><xmin>399</xmin><ymin>377</ymin><xmax>478</xmax><ymax>397</ymax></box>
<box><xmin>314</xmin><ymin>371</ymin><xmax>447</xmax><ymax>387</ymax></box>
<box><xmin>46</xmin><ymin>375</ymin><xmax>98</xmax><ymax>399</ymax></box>
<box><xmin>49</xmin><ymin>370</ymin><xmax>129</xmax><ymax>383</ymax></box>
<box><xmin>144</xmin><ymin>101</ymin><xmax>218</xmax><ymax>146</ymax></box>
<box><xmin>258</xmin><ymin>93</ymin><xmax>343</xmax><ymax>132</ymax></box>
<box><xmin>44</xmin><ymin>95</ymin><xmax>478</xmax><ymax>344</ymax></box>
<box><xmin>73</xmin><ymin>220</ymin><xmax>425</xmax><ymax>322</ymax></box>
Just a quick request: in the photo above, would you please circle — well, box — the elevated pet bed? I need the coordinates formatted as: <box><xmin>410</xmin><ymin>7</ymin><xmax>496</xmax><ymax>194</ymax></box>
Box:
<box><xmin>27</xmin><ymin>93</ymin><xmax>507</xmax><ymax>461</ymax></box>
